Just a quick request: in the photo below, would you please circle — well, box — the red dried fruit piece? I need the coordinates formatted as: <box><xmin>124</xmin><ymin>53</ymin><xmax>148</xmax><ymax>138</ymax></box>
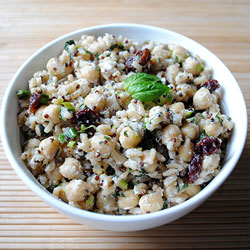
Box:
<box><xmin>29</xmin><ymin>92</ymin><xmax>41</xmax><ymax>114</ymax></box>
<box><xmin>75</xmin><ymin>107</ymin><xmax>100</xmax><ymax>126</ymax></box>
<box><xmin>200</xmin><ymin>79</ymin><xmax>220</xmax><ymax>92</ymax></box>
<box><xmin>188</xmin><ymin>153</ymin><xmax>202</xmax><ymax>183</ymax></box>
<box><xmin>125</xmin><ymin>48</ymin><xmax>152</xmax><ymax>73</ymax></box>
<box><xmin>136</xmin><ymin>48</ymin><xmax>151</xmax><ymax>66</ymax></box>
<box><xmin>195</xmin><ymin>136</ymin><xmax>221</xmax><ymax>155</ymax></box>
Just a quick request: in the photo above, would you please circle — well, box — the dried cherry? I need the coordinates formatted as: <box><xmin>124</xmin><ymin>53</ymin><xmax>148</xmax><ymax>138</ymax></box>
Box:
<box><xmin>195</xmin><ymin>136</ymin><xmax>221</xmax><ymax>155</ymax></box>
<box><xmin>188</xmin><ymin>153</ymin><xmax>202</xmax><ymax>183</ymax></box>
<box><xmin>200</xmin><ymin>79</ymin><xmax>220</xmax><ymax>92</ymax></box>
<box><xmin>75</xmin><ymin>107</ymin><xmax>100</xmax><ymax>126</ymax></box>
<box><xmin>29</xmin><ymin>92</ymin><xmax>41</xmax><ymax>113</ymax></box>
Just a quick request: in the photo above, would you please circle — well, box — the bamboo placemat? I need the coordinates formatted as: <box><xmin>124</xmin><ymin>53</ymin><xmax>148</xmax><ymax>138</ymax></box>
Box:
<box><xmin>0</xmin><ymin>0</ymin><xmax>250</xmax><ymax>249</ymax></box>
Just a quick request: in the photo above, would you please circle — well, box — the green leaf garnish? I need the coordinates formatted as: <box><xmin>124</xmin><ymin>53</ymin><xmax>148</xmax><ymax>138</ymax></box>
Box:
<box><xmin>124</xmin><ymin>73</ymin><xmax>171</xmax><ymax>102</ymax></box>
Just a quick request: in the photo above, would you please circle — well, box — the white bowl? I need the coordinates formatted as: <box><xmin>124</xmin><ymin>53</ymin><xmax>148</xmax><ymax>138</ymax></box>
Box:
<box><xmin>1</xmin><ymin>23</ymin><xmax>247</xmax><ymax>231</ymax></box>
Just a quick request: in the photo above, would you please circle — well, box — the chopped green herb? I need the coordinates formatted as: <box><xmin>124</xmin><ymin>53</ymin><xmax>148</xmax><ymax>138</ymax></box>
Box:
<box><xmin>54</xmin><ymin>148</ymin><xmax>61</xmax><ymax>157</ymax></box>
<box><xmin>58</xmin><ymin>98</ymin><xmax>63</xmax><ymax>104</ymax></box>
<box><xmin>216</xmin><ymin>113</ymin><xmax>223</xmax><ymax>126</ymax></box>
<box><xmin>79</xmin><ymin>124</ymin><xmax>96</xmax><ymax>133</ymax></box>
<box><xmin>95</xmin><ymin>66</ymin><xmax>100</xmax><ymax>71</ymax></box>
<box><xmin>186</xmin><ymin>108</ymin><xmax>194</xmax><ymax>118</ymax></box>
<box><xmin>157</xmin><ymin>57</ymin><xmax>161</xmax><ymax>63</ymax></box>
<box><xmin>228</xmin><ymin>117</ymin><xmax>232</xmax><ymax>121</ymax></box>
<box><xmin>196</xmin><ymin>63</ymin><xmax>204</xmax><ymax>73</ymax></box>
<box><xmin>182</xmin><ymin>183</ymin><xmax>189</xmax><ymax>190</ymax></box>
<box><xmin>40</xmin><ymin>94</ymin><xmax>49</xmax><ymax>105</ymax></box>
<box><xmin>109</xmin><ymin>43</ymin><xmax>124</xmax><ymax>51</ymax></box>
<box><xmin>62</xmin><ymin>102</ymin><xmax>75</xmax><ymax>112</ymax></box>
<box><xmin>58</xmin><ymin>134</ymin><xmax>66</xmax><ymax>143</ymax></box>
<box><xmin>169</xmin><ymin>49</ymin><xmax>173</xmax><ymax>57</ymax></box>
<box><xmin>136</xmin><ymin>147</ymin><xmax>143</xmax><ymax>151</ymax></box>
<box><xmin>174</xmin><ymin>56</ymin><xmax>179</xmax><ymax>64</ymax></box>
<box><xmin>119</xmin><ymin>191</ymin><xmax>125</xmax><ymax>197</ymax></box>
<box><xmin>38</xmin><ymin>124</ymin><xmax>48</xmax><ymax>136</ymax></box>
<box><xmin>163</xmin><ymin>198</ymin><xmax>167</xmax><ymax>209</ymax></box>
<box><xmin>118</xmin><ymin>179</ymin><xmax>128</xmax><ymax>190</ymax></box>
<box><xmin>198</xmin><ymin>113</ymin><xmax>205</xmax><ymax>119</ymax></box>
<box><xmin>64</xmin><ymin>127</ymin><xmax>77</xmax><ymax>139</ymax></box>
<box><xmin>64</xmin><ymin>40</ymin><xmax>75</xmax><ymax>52</ymax></box>
<box><xmin>67</xmin><ymin>140</ymin><xmax>76</xmax><ymax>148</ymax></box>
<box><xmin>190</xmin><ymin>117</ymin><xmax>198</xmax><ymax>125</ymax></box>
<box><xmin>176</xmin><ymin>183</ymin><xmax>180</xmax><ymax>192</ymax></box>
<box><xmin>86</xmin><ymin>194</ymin><xmax>94</xmax><ymax>205</ymax></box>
<box><xmin>124</xmin><ymin>131</ymin><xmax>129</xmax><ymax>137</ymax></box>
<box><xmin>116</xmin><ymin>90</ymin><xmax>121</xmax><ymax>96</ymax></box>
<box><xmin>184</xmin><ymin>54</ymin><xmax>189</xmax><ymax>59</ymax></box>
<box><xmin>199</xmin><ymin>130</ymin><xmax>207</xmax><ymax>140</ymax></box>
<box><xmin>47</xmin><ymin>184</ymin><xmax>57</xmax><ymax>192</ymax></box>
<box><xmin>99</xmin><ymin>141</ymin><xmax>105</xmax><ymax>145</ymax></box>
<box><xmin>16</xmin><ymin>89</ymin><xmax>31</xmax><ymax>99</ymax></box>
<box><xmin>104</xmin><ymin>135</ymin><xmax>111</xmax><ymax>141</ymax></box>
<box><xmin>83</xmin><ymin>48</ymin><xmax>93</xmax><ymax>56</ymax></box>
<box><xmin>95</xmin><ymin>52</ymin><xmax>99</xmax><ymax>59</ymax></box>
<box><xmin>59</xmin><ymin>107</ymin><xmax>62</xmax><ymax>120</ymax></box>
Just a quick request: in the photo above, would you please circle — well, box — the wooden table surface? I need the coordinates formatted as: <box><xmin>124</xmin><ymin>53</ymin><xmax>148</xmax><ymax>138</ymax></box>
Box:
<box><xmin>0</xmin><ymin>0</ymin><xmax>250</xmax><ymax>249</ymax></box>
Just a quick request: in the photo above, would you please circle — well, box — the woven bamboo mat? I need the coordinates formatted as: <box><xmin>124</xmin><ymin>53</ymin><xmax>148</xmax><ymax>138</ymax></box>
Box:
<box><xmin>0</xmin><ymin>0</ymin><xmax>250</xmax><ymax>249</ymax></box>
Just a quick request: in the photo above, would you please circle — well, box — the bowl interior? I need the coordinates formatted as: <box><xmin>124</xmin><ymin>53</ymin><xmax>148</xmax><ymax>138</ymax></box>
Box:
<box><xmin>1</xmin><ymin>24</ymin><xmax>247</xmax><ymax>229</ymax></box>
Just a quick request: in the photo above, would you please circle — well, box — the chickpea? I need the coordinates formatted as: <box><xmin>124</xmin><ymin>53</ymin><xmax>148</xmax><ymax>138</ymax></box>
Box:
<box><xmin>42</xmin><ymin>104</ymin><xmax>61</xmax><ymax>124</ymax></box>
<box><xmin>65</xmin><ymin>179</ymin><xmax>90</xmax><ymax>202</ymax></box>
<box><xmin>39</xmin><ymin>136</ymin><xmax>59</xmax><ymax>160</ymax></box>
<box><xmin>142</xmin><ymin>149</ymin><xmax>158</xmax><ymax>173</ymax></box>
<box><xmin>205</xmin><ymin>121</ymin><xmax>223</xmax><ymax>137</ymax></box>
<box><xmin>118</xmin><ymin>190</ymin><xmax>139</xmax><ymax>210</ymax></box>
<box><xmin>162</xmin><ymin>124</ymin><xmax>182</xmax><ymax>151</ymax></box>
<box><xmin>193</xmin><ymin>87</ymin><xmax>212</xmax><ymax>110</ymax></box>
<box><xmin>182</xmin><ymin>57</ymin><xmax>200</xmax><ymax>75</ymax></box>
<box><xmin>78</xmin><ymin>61</ymin><xmax>99</xmax><ymax>83</ymax></box>
<box><xmin>84</xmin><ymin>92</ymin><xmax>105</xmax><ymax>112</ymax></box>
<box><xmin>90</xmin><ymin>134</ymin><xmax>115</xmax><ymax>155</ymax></box>
<box><xmin>183</xmin><ymin>184</ymin><xmax>201</xmax><ymax>197</ymax></box>
<box><xmin>96</xmin><ymin>191</ymin><xmax>117</xmax><ymax>213</ymax></box>
<box><xmin>171</xmin><ymin>45</ymin><xmax>187</xmax><ymax>62</ymax></box>
<box><xmin>178</xmin><ymin>138</ymin><xmax>194</xmax><ymax>163</ymax></box>
<box><xmin>119</xmin><ymin>127</ymin><xmax>141</xmax><ymax>149</ymax></box>
<box><xmin>134</xmin><ymin>183</ymin><xmax>148</xmax><ymax>195</ymax></box>
<box><xmin>59</xmin><ymin>158</ymin><xmax>83</xmax><ymax>179</ymax></box>
<box><xmin>169</xmin><ymin>102</ymin><xmax>185</xmax><ymax>117</ymax></box>
<box><xmin>46</xmin><ymin>167</ymin><xmax>62</xmax><ymax>185</ymax></box>
<box><xmin>181</xmin><ymin>123</ymin><xmax>199</xmax><ymax>140</ymax></box>
<box><xmin>53</xmin><ymin>184</ymin><xmax>68</xmax><ymax>202</ymax></box>
<box><xmin>139</xmin><ymin>193</ymin><xmax>164</xmax><ymax>213</ymax></box>
<box><xmin>166</xmin><ymin>64</ymin><xmax>179</xmax><ymax>84</ymax></box>
<box><xmin>24</xmin><ymin>138</ymin><xmax>40</xmax><ymax>151</ymax></box>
